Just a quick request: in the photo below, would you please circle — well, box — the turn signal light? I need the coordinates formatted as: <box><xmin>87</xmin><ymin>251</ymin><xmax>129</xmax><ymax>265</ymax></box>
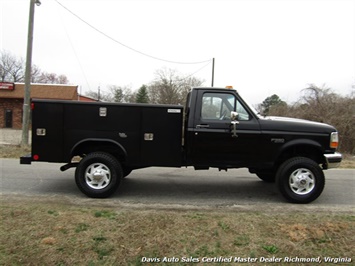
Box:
<box><xmin>330</xmin><ymin>132</ymin><xmax>339</xmax><ymax>149</ymax></box>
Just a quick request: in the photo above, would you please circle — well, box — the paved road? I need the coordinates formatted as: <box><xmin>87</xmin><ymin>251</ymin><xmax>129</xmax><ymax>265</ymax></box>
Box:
<box><xmin>1</xmin><ymin>158</ymin><xmax>354</xmax><ymax>212</ymax></box>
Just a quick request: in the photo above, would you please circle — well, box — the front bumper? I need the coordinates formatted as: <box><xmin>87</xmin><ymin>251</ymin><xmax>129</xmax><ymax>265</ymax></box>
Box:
<box><xmin>323</xmin><ymin>152</ymin><xmax>342</xmax><ymax>169</ymax></box>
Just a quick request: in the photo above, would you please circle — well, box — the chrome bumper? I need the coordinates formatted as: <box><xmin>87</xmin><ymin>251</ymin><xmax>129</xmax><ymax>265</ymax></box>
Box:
<box><xmin>324</xmin><ymin>152</ymin><xmax>342</xmax><ymax>169</ymax></box>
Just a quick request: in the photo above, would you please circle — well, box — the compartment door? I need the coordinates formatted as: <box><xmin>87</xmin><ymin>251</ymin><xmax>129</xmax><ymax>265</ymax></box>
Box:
<box><xmin>32</xmin><ymin>101</ymin><xmax>64</xmax><ymax>162</ymax></box>
<box><xmin>140</xmin><ymin>107</ymin><xmax>183</xmax><ymax>167</ymax></box>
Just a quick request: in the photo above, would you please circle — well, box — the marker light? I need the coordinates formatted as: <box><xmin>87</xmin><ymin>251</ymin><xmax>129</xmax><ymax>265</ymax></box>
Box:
<box><xmin>33</xmin><ymin>154</ymin><xmax>39</xmax><ymax>161</ymax></box>
<box><xmin>330</xmin><ymin>132</ymin><xmax>339</xmax><ymax>149</ymax></box>
<box><xmin>225</xmin><ymin>86</ymin><xmax>233</xmax><ymax>89</ymax></box>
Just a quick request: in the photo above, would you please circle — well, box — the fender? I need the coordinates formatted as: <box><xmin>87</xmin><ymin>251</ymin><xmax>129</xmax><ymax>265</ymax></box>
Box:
<box><xmin>276</xmin><ymin>138</ymin><xmax>323</xmax><ymax>162</ymax></box>
<box><xmin>70</xmin><ymin>138</ymin><xmax>127</xmax><ymax>158</ymax></box>
<box><xmin>60</xmin><ymin>138</ymin><xmax>128</xmax><ymax>172</ymax></box>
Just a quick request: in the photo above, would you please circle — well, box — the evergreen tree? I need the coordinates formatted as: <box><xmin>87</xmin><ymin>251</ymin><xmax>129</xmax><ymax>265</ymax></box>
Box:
<box><xmin>136</xmin><ymin>85</ymin><xmax>149</xmax><ymax>103</ymax></box>
<box><xmin>261</xmin><ymin>94</ymin><xmax>286</xmax><ymax>115</ymax></box>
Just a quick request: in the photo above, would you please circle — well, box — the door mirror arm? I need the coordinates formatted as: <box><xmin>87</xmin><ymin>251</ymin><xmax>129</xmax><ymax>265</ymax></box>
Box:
<box><xmin>230</xmin><ymin>111</ymin><xmax>239</xmax><ymax>138</ymax></box>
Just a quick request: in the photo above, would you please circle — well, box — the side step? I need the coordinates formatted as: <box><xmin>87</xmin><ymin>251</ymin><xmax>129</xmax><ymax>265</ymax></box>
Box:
<box><xmin>60</xmin><ymin>162</ymin><xmax>79</xmax><ymax>172</ymax></box>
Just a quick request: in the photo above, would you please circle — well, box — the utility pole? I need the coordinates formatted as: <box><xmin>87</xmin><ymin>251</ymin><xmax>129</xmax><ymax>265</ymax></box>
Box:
<box><xmin>211</xmin><ymin>58</ymin><xmax>215</xmax><ymax>87</ymax></box>
<box><xmin>21</xmin><ymin>0</ymin><xmax>41</xmax><ymax>147</ymax></box>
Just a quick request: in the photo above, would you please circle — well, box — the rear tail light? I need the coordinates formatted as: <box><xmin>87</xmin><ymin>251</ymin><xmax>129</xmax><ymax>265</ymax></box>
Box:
<box><xmin>330</xmin><ymin>132</ymin><xmax>339</xmax><ymax>149</ymax></box>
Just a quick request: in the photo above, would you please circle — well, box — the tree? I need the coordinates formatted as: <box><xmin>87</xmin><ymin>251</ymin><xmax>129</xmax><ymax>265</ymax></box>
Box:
<box><xmin>297</xmin><ymin>84</ymin><xmax>354</xmax><ymax>153</ymax></box>
<box><xmin>109</xmin><ymin>85</ymin><xmax>134</xmax><ymax>103</ymax></box>
<box><xmin>84</xmin><ymin>67</ymin><xmax>205</xmax><ymax>105</ymax></box>
<box><xmin>260</xmin><ymin>94</ymin><xmax>287</xmax><ymax>115</ymax></box>
<box><xmin>85</xmin><ymin>90</ymin><xmax>108</xmax><ymax>102</ymax></box>
<box><xmin>148</xmin><ymin>68</ymin><xmax>204</xmax><ymax>105</ymax></box>
<box><xmin>298</xmin><ymin>84</ymin><xmax>340</xmax><ymax>122</ymax></box>
<box><xmin>0</xmin><ymin>50</ymin><xmax>24</xmax><ymax>82</ymax></box>
<box><xmin>30</xmin><ymin>64</ymin><xmax>42</xmax><ymax>83</ymax></box>
<box><xmin>37</xmin><ymin>72</ymin><xmax>69</xmax><ymax>84</ymax></box>
<box><xmin>135</xmin><ymin>85</ymin><xmax>149</xmax><ymax>103</ymax></box>
<box><xmin>85</xmin><ymin>85</ymin><xmax>135</xmax><ymax>103</ymax></box>
<box><xmin>263</xmin><ymin>84</ymin><xmax>355</xmax><ymax>154</ymax></box>
<box><xmin>0</xmin><ymin>50</ymin><xmax>69</xmax><ymax>84</ymax></box>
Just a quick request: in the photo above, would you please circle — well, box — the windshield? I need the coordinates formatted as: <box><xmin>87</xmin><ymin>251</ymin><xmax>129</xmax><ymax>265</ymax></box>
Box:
<box><xmin>236</xmin><ymin>92</ymin><xmax>261</xmax><ymax>118</ymax></box>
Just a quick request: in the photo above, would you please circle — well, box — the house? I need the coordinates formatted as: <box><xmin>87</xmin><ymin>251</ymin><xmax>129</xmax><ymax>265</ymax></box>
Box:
<box><xmin>0</xmin><ymin>82</ymin><xmax>90</xmax><ymax>129</ymax></box>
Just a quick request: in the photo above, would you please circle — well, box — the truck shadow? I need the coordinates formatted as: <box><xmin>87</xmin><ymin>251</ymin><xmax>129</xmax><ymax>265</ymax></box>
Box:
<box><xmin>115</xmin><ymin>174</ymin><xmax>281</xmax><ymax>204</ymax></box>
<box><xmin>30</xmin><ymin>169</ymin><xmax>282</xmax><ymax>204</ymax></box>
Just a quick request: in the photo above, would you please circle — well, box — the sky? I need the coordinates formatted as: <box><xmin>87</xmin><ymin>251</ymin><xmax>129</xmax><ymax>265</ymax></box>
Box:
<box><xmin>1</xmin><ymin>0</ymin><xmax>354</xmax><ymax>105</ymax></box>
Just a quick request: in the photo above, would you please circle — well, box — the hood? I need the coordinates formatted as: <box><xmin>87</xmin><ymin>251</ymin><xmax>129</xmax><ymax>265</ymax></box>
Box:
<box><xmin>259</xmin><ymin>116</ymin><xmax>336</xmax><ymax>133</ymax></box>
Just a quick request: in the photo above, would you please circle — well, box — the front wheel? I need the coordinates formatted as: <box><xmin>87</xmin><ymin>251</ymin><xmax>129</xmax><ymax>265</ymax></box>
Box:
<box><xmin>75</xmin><ymin>152</ymin><xmax>122</xmax><ymax>198</ymax></box>
<box><xmin>276</xmin><ymin>157</ymin><xmax>325</xmax><ymax>203</ymax></box>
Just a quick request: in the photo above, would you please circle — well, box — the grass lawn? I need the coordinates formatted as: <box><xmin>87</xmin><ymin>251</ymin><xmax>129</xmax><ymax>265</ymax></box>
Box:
<box><xmin>0</xmin><ymin>197</ymin><xmax>354</xmax><ymax>265</ymax></box>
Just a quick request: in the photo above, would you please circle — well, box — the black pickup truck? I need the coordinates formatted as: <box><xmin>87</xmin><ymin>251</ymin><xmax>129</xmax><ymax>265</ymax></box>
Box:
<box><xmin>20</xmin><ymin>87</ymin><xmax>342</xmax><ymax>203</ymax></box>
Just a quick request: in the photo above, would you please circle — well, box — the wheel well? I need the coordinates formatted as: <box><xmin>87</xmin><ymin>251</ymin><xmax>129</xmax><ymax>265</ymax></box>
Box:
<box><xmin>276</xmin><ymin>145</ymin><xmax>324</xmax><ymax>168</ymax></box>
<box><xmin>71</xmin><ymin>140</ymin><xmax>127</xmax><ymax>162</ymax></box>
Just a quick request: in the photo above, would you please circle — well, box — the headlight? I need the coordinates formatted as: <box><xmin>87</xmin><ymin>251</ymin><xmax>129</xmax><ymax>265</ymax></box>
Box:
<box><xmin>330</xmin><ymin>132</ymin><xmax>339</xmax><ymax>149</ymax></box>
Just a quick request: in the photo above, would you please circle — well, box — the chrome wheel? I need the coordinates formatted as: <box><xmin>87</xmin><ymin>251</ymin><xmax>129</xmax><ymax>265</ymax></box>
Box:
<box><xmin>75</xmin><ymin>152</ymin><xmax>122</xmax><ymax>198</ymax></box>
<box><xmin>277</xmin><ymin>157</ymin><xmax>325</xmax><ymax>203</ymax></box>
<box><xmin>85</xmin><ymin>163</ymin><xmax>111</xmax><ymax>189</ymax></box>
<box><xmin>289</xmin><ymin>168</ymin><xmax>315</xmax><ymax>195</ymax></box>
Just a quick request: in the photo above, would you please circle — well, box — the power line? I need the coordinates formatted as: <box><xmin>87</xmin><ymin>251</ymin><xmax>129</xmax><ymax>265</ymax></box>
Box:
<box><xmin>53</xmin><ymin>0</ymin><xmax>212</xmax><ymax>65</ymax></box>
<box><xmin>175</xmin><ymin>60</ymin><xmax>213</xmax><ymax>83</ymax></box>
<box><xmin>57</xmin><ymin>7</ymin><xmax>91</xmax><ymax>91</ymax></box>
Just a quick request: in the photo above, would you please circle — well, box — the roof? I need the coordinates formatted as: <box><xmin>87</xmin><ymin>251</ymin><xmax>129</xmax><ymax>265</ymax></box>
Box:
<box><xmin>0</xmin><ymin>83</ymin><xmax>78</xmax><ymax>100</ymax></box>
<box><xmin>78</xmin><ymin>94</ymin><xmax>98</xmax><ymax>102</ymax></box>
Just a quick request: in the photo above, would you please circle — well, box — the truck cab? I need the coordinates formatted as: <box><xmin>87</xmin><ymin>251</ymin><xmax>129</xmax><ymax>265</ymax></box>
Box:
<box><xmin>185</xmin><ymin>87</ymin><xmax>262</xmax><ymax>169</ymax></box>
<box><xmin>185</xmin><ymin>87</ymin><xmax>341</xmax><ymax>171</ymax></box>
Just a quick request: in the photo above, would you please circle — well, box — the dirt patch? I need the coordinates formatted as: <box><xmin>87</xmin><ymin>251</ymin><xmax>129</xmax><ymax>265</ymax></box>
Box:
<box><xmin>0</xmin><ymin>144</ymin><xmax>30</xmax><ymax>158</ymax></box>
<box><xmin>279</xmin><ymin>222</ymin><xmax>350</xmax><ymax>242</ymax></box>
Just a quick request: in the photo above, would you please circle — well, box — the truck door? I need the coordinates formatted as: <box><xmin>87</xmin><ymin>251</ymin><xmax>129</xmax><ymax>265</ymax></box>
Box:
<box><xmin>190</xmin><ymin>90</ymin><xmax>261</xmax><ymax>167</ymax></box>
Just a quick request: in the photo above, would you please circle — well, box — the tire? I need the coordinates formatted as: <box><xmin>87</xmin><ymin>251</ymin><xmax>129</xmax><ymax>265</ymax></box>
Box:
<box><xmin>276</xmin><ymin>157</ymin><xmax>325</xmax><ymax>204</ymax></box>
<box><xmin>75</xmin><ymin>152</ymin><xmax>122</xmax><ymax>198</ymax></box>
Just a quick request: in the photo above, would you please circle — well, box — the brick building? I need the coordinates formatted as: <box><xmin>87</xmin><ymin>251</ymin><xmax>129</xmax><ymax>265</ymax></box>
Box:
<box><xmin>0</xmin><ymin>82</ymin><xmax>84</xmax><ymax>129</ymax></box>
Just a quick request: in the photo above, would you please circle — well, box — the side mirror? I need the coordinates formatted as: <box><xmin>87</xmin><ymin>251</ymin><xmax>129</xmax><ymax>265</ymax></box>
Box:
<box><xmin>230</xmin><ymin>111</ymin><xmax>239</xmax><ymax>138</ymax></box>
<box><xmin>231</xmin><ymin>111</ymin><xmax>239</xmax><ymax>121</ymax></box>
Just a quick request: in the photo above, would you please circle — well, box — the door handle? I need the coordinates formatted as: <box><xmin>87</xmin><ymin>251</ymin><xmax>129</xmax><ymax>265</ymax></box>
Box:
<box><xmin>196</xmin><ymin>124</ymin><xmax>210</xmax><ymax>128</ymax></box>
<box><xmin>231</xmin><ymin>121</ymin><xmax>238</xmax><ymax>137</ymax></box>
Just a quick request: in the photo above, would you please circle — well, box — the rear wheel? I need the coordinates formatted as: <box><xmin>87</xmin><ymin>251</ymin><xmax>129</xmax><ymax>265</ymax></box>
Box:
<box><xmin>276</xmin><ymin>157</ymin><xmax>325</xmax><ymax>203</ymax></box>
<box><xmin>75</xmin><ymin>152</ymin><xmax>122</xmax><ymax>198</ymax></box>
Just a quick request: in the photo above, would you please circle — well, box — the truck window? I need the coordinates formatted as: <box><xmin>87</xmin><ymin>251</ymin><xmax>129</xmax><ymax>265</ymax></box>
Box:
<box><xmin>236</xmin><ymin>101</ymin><xmax>250</xmax><ymax>121</ymax></box>
<box><xmin>201</xmin><ymin>93</ymin><xmax>235</xmax><ymax>120</ymax></box>
<box><xmin>201</xmin><ymin>92</ymin><xmax>250</xmax><ymax>121</ymax></box>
